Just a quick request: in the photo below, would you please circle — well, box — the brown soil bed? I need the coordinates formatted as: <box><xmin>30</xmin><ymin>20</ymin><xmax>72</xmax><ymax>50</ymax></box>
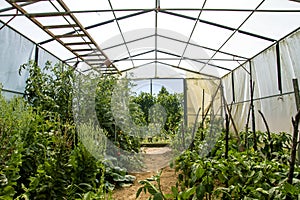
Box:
<box><xmin>111</xmin><ymin>147</ymin><xmax>178</xmax><ymax>200</ymax></box>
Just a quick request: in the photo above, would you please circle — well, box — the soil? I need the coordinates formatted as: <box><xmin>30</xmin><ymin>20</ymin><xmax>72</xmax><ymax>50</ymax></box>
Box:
<box><xmin>111</xmin><ymin>147</ymin><xmax>178</xmax><ymax>200</ymax></box>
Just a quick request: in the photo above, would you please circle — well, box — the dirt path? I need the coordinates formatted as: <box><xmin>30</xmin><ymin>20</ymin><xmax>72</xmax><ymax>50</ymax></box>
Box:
<box><xmin>112</xmin><ymin>147</ymin><xmax>178</xmax><ymax>200</ymax></box>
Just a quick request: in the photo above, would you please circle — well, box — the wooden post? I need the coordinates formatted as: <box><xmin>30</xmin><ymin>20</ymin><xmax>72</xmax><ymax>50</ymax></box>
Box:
<box><xmin>201</xmin><ymin>89</ymin><xmax>205</xmax><ymax>140</ymax></box>
<box><xmin>202</xmin><ymin>89</ymin><xmax>205</xmax><ymax>121</ymax></box>
<box><xmin>287</xmin><ymin>110</ymin><xmax>300</xmax><ymax>200</ymax></box>
<box><xmin>225</xmin><ymin>114</ymin><xmax>229</xmax><ymax>159</ymax></box>
<box><xmin>292</xmin><ymin>78</ymin><xmax>300</xmax><ymax>166</ymax></box>
<box><xmin>221</xmin><ymin>92</ymin><xmax>240</xmax><ymax>145</ymax></box>
<box><xmin>293</xmin><ymin>78</ymin><xmax>300</xmax><ymax>111</ymax></box>
<box><xmin>249</xmin><ymin>61</ymin><xmax>257</xmax><ymax>151</ymax></box>
<box><xmin>189</xmin><ymin>107</ymin><xmax>201</xmax><ymax>151</ymax></box>
<box><xmin>245</xmin><ymin>104</ymin><xmax>251</xmax><ymax>149</ymax></box>
<box><xmin>258</xmin><ymin>110</ymin><xmax>273</xmax><ymax>157</ymax></box>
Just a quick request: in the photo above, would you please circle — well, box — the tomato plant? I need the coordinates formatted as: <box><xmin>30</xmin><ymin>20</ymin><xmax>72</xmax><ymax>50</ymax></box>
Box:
<box><xmin>19</xmin><ymin>61</ymin><xmax>74</xmax><ymax>123</ymax></box>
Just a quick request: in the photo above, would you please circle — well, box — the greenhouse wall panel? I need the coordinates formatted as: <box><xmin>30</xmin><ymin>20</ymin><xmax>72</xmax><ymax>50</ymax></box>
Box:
<box><xmin>222</xmin><ymin>29</ymin><xmax>300</xmax><ymax>134</ymax></box>
<box><xmin>280</xmin><ymin>30</ymin><xmax>300</xmax><ymax>93</ymax></box>
<box><xmin>0</xmin><ymin>22</ymin><xmax>34</xmax><ymax>94</ymax></box>
<box><xmin>0</xmin><ymin>22</ymin><xmax>62</xmax><ymax>96</ymax></box>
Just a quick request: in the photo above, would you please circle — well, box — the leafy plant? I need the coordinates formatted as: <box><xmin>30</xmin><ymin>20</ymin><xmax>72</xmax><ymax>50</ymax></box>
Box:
<box><xmin>137</xmin><ymin>170</ymin><xmax>170</xmax><ymax>200</ymax></box>
<box><xmin>19</xmin><ymin>60</ymin><xmax>74</xmax><ymax>123</ymax></box>
<box><xmin>0</xmin><ymin>94</ymin><xmax>31</xmax><ymax>199</ymax></box>
<box><xmin>95</xmin><ymin>76</ymin><xmax>142</xmax><ymax>153</ymax></box>
<box><xmin>138</xmin><ymin>126</ymin><xmax>300</xmax><ymax>200</ymax></box>
<box><xmin>132</xmin><ymin>86</ymin><xmax>184</xmax><ymax>143</ymax></box>
<box><xmin>157</xmin><ymin>86</ymin><xmax>183</xmax><ymax>135</ymax></box>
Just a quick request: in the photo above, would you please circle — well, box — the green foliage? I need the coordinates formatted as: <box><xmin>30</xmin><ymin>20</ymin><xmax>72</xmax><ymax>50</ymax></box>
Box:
<box><xmin>95</xmin><ymin>76</ymin><xmax>142</xmax><ymax>153</ymax></box>
<box><xmin>132</xmin><ymin>86</ymin><xmax>183</xmax><ymax>142</ymax></box>
<box><xmin>157</xmin><ymin>86</ymin><xmax>183</xmax><ymax>135</ymax></box>
<box><xmin>19</xmin><ymin>60</ymin><xmax>74</xmax><ymax>122</ymax></box>
<box><xmin>68</xmin><ymin>142</ymin><xmax>107</xmax><ymax>199</ymax></box>
<box><xmin>0</xmin><ymin>95</ymin><xmax>31</xmax><ymax>199</ymax></box>
<box><xmin>136</xmin><ymin>171</ymin><xmax>168</xmax><ymax>200</ymax></box>
<box><xmin>0</xmin><ymin>90</ymin><xmax>109</xmax><ymax>199</ymax></box>
<box><xmin>2</xmin><ymin>61</ymin><xmax>146</xmax><ymax>199</ymax></box>
<box><xmin>104</xmin><ymin>164</ymin><xmax>136</xmax><ymax>190</ymax></box>
<box><xmin>138</xmin><ymin>126</ymin><xmax>300</xmax><ymax>199</ymax></box>
<box><xmin>132</xmin><ymin>92</ymin><xmax>156</xmax><ymax>124</ymax></box>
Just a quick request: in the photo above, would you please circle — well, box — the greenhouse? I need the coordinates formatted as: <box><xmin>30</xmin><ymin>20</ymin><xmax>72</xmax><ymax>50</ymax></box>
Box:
<box><xmin>0</xmin><ymin>0</ymin><xmax>300</xmax><ymax>199</ymax></box>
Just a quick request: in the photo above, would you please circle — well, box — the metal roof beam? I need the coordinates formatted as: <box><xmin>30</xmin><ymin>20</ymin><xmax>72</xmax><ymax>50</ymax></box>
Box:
<box><xmin>178</xmin><ymin>0</ymin><xmax>207</xmax><ymax>67</ymax></box>
<box><xmin>65</xmin><ymin>42</ymin><xmax>93</xmax><ymax>45</ymax></box>
<box><xmin>43</xmin><ymin>24</ymin><xmax>78</xmax><ymax>29</ymax></box>
<box><xmin>160</xmin><ymin>10</ymin><xmax>276</xmax><ymax>42</ymax></box>
<box><xmin>113</xmin><ymin>49</ymin><xmax>155</xmax><ymax>62</ymax></box>
<box><xmin>114</xmin><ymin>57</ymin><xmax>245</xmax><ymax>62</ymax></box>
<box><xmin>119</xmin><ymin>60</ymin><xmax>220</xmax><ymax>79</ymax></box>
<box><xmin>9</xmin><ymin>0</ymin><xmax>48</xmax><ymax>2</ymax></box>
<box><xmin>201</xmin><ymin>0</ymin><xmax>267</xmax><ymax>73</ymax></box>
<box><xmin>85</xmin><ymin>10</ymin><xmax>152</xmax><ymax>30</ymax></box>
<box><xmin>119</xmin><ymin>61</ymin><xmax>156</xmax><ymax>73</ymax></box>
<box><xmin>160</xmin><ymin>8</ymin><xmax>300</xmax><ymax>13</ymax></box>
<box><xmin>158</xmin><ymin>34</ymin><xmax>248</xmax><ymax>60</ymax></box>
<box><xmin>156</xmin><ymin>61</ymin><xmax>220</xmax><ymax>79</ymax></box>
<box><xmin>107</xmin><ymin>0</ymin><xmax>135</xmax><ymax>68</ymax></box>
<box><xmin>39</xmin><ymin>11</ymin><xmax>154</xmax><ymax>45</ymax></box>
<box><xmin>0</xmin><ymin>2</ymin><xmax>34</xmax><ymax>13</ymax></box>
<box><xmin>2</xmin><ymin>7</ymin><xmax>300</xmax><ymax>16</ymax></box>
<box><xmin>103</xmin><ymin>34</ymin><xmax>154</xmax><ymax>51</ymax></box>
<box><xmin>56</xmin><ymin>0</ymin><xmax>119</xmax><ymax>72</ymax></box>
<box><xmin>156</xmin><ymin>49</ymin><xmax>231</xmax><ymax>71</ymax></box>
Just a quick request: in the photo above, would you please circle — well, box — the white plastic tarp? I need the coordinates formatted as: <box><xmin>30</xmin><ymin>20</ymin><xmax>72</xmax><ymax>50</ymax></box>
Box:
<box><xmin>0</xmin><ymin>22</ymin><xmax>34</xmax><ymax>94</ymax></box>
<box><xmin>222</xmin><ymin>29</ymin><xmax>300</xmax><ymax>133</ymax></box>
<box><xmin>0</xmin><ymin>21</ymin><xmax>61</xmax><ymax>96</ymax></box>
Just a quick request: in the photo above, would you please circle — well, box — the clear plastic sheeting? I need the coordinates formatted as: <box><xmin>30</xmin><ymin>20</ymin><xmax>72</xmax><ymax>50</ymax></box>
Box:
<box><xmin>186</xmin><ymin>77</ymin><xmax>222</xmax><ymax>126</ymax></box>
<box><xmin>37</xmin><ymin>47</ymin><xmax>60</xmax><ymax>69</ymax></box>
<box><xmin>1</xmin><ymin>0</ymin><xmax>299</xmax><ymax>75</ymax></box>
<box><xmin>222</xmin><ymin>29</ymin><xmax>300</xmax><ymax>133</ymax></box>
<box><xmin>0</xmin><ymin>21</ymin><xmax>34</xmax><ymax>94</ymax></box>
<box><xmin>130</xmin><ymin>78</ymin><xmax>184</xmax><ymax>96</ymax></box>
<box><xmin>0</xmin><ymin>21</ymin><xmax>62</xmax><ymax>96</ymax></box>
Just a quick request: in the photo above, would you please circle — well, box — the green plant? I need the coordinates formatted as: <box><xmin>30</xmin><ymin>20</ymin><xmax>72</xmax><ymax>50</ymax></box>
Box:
<box><xmin>68</xmin><ymin>142</ymin><xmax>107</xmax><ymax>199</ymax></box>
<box><xmin>132</xmin><ymin>86</ymin><xmax>184</xmax><ymax>143</ymax></box>
<box><xmin>95</xmin><ymin>76</ymin><xmax>142</xmax><ymax>153</ymax></box>
<box><xmin>137</xmin><ymin>170</ymin><xmax>170</xmax><ymax>200</ymax></box>
<box><xmin>19</xmin><ymin>60</ymin><xmax>74</xmax><ymax>123</ymax></box>
<box><xmin>138</xmin><ymin>128</ymin><xmax>300</xmax><ymax>200</ymax></box>
<box><xmin>0</xmin><ymin>94</ymin><xmax>31</xmax><ymax>199</ymax></box>
<box><xmin>157</xmin><ymin>86</ymin><xmax>183</xmax><ymax>135</ymax></box>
